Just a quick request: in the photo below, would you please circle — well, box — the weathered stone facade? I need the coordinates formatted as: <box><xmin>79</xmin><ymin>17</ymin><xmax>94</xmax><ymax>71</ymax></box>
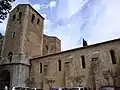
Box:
<box><xmin>0</xmin><ymin>4</ymin><xmax>120</xmax><ymax>90</ymax></box>
<box><xmin>0</xmin><ymin>38</ymin><xmax>3</xmax><ymax>57</ymax></box>
<box><xmin>30</xmin><ymin>39</ymin><xmax>120</xmax><ymax>90</ymax></box>
<box><xmin>42</xmin><ymin>34</ymin><xmax>61</xmax><ymax>56</ymax></box>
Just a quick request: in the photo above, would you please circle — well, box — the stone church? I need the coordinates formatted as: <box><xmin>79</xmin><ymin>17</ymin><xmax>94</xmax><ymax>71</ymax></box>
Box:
<box><xmin>0</xmin><ymin>4</ymin><xmax>120</xmax><ymax>90</ymax></box>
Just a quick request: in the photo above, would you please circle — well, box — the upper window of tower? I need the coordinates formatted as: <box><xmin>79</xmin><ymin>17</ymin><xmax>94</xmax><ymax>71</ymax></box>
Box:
<box><xmin>45</xmin><ymin>45</ymin><xmax>48</xmax><ymax>54</ymax></box>
<box><xmin>19</xmin><ymin>12</ymin><xmax>22</xmax><ymax>20</ymax></box>
<box><xmin>13</xmin><ymin>14</ymin><xmax>16</xmax><ymax>21</ymax></box>
<box><xmin>37</xmin><ymin>18</ymin><xmax>40</xmax><ymax>24</ymax></box>
<box><xmin>17</xmin><ymin>7</ymin><xmax>19</xmax><ymax>12</ymax></box>
<box><xmin>31</xmin><ymin>14</ymin><xmax>35</xmax><ymax>23</ymax></box>
<box><xmin>8</xmin><ymin>52</ymin><xmax>13</xmax><ymax>62</ymax></box>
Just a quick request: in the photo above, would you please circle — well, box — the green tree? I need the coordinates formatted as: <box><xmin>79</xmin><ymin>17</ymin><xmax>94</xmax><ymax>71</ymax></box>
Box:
<box><xmin>0</xmin><ymin>33</ymin><xmax>4</xmax><ymax>40</ymax></box>
<box><xmin>0</xmin><ymin>0</ymin><xmax>15</xmax><ymax>23</ymax></box>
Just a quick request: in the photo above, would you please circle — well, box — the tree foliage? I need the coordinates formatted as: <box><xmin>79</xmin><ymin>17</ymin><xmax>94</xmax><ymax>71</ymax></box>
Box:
<box><xmin>0</xmin><ymin>33</ymin><xmax>4</xmax><ymax>40</ymax></box>
<box><xmin>0</xmin><ymin>0</ymin><xmax>15</xmax><ymax>23</ymax></box>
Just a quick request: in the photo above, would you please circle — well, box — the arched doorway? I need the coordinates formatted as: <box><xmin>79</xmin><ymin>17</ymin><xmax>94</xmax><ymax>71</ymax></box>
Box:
<box><xmin>0</xmin><ymin>70</ymin><xmax>10</xmax><ymax>90</ymax></box>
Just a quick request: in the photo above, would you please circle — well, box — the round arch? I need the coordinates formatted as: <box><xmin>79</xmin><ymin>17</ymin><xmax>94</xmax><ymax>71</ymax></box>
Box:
<box><xmin>8</xmin><ymin>52</ymin><xmax>13</xmax><ymax>62</ymax></box>
<box><xmin>0</xmin><ymin>70</ymin><xmax>10</xmax><ymax>90</ymax></box>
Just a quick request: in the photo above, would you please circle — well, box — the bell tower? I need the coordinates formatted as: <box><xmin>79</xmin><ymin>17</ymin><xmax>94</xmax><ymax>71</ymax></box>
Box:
<box><xmin>2</xmin><ymin>4</ymin><xmax>44</xmax><ymax>58</ymax></box>
<box><xmin>0</xmin><ymin>4</ymin><xmax>44</xmax><ymax>89</ymax></box>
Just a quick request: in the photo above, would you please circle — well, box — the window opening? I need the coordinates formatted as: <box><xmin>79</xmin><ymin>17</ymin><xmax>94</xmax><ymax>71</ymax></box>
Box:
<box><xmin>81</xmin><ymin>55</ymin><xmax>86</xmax><ymax>68</ymax></box>
<box><xmin>40</xmin><ymin>63</ymin><xmax>42</xmax><ymax>73</ymax></box>
<box><xmin>37</xmin><ymin>18</ymin><xmax>40</xmax><ymax>24</ymax></box>
<box><xmin>110</xmin><ymin>50</ymin><xmax>116</xmax><ymax>64</ymax></box>
<box><xmin>31</xmin><ymin>14</ymin><xmax>35</xmax><ymax>23</ymax></box>
<box><xmin>8</xmin><ymin>52</ymin><xmax>13</xmax><ymax>62</ymax></box>
<box><xmin>58</xmin><ymin>60</ymin><xmax>61</xmax><ymax>71</ymax></box>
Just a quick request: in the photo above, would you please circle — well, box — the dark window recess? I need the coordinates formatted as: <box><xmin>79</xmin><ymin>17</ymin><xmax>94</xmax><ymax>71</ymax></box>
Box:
<box><xmin>80</xmin><ymin>88</ymin><xmax>84</xmax><ymax>90</ymax></box>
<box><xmin>81</xmin><ymin>55</ymin><xmax>86</xmax><ymax>69</ymax></box>
<box><xmin>58</xmin><ymin>60</ymin><xmax>61</xmax><ymax>71</ymax></box>
<box><xmin>65</xmin><ymin>61</ymin><xmax>70</xmax><ymax>64</ymax></box>
<box><xmin>84</xmin><ymin>87</ymin><xmax>88</xmax><ymax>90</ymax></box>
<box><xmin>17</xmin><ymin>7</ymin><xmax>19</xmax><ymax>11</ymax></box>
<box><xmin>31</xmin><ymin>14</ymin><xmax>35</xmax><ymax>23</ymax></box>
<box><xmin>92</xmin><ymin>58</ymin><xmax>97</xmax><ymax>61</ymax></box>
<box><xmin>40</xmin><ymin>63</ymin><xmax>42</xmax><ymax>73</ymax></box>
<box><xmin>8</xmin><ymin>52</ymin><xmax>13</xmax><ymax>62</ymax></box>
<box><xmin>13</xmin><ymin>14</ymin><xmax>16</xmax><ymax>20</ymax></box>
<box><xmin>19</xmin><ymin>12</ymin><xmax>22</xmax><ymax>20</ymax></box>
<box><xmin>37</xmin><ymin>18</ymin><xmax>40</xmax><ymax>24</ymax></box>
<box><xmin>45</xmin><ymin>45</ymin><xmax>48</xmax><ymax>53</ymax></box>
<box><xmin>110</xmin><ymin>50</ymin><xmax>116</xmax><ymax>64</ymax></box>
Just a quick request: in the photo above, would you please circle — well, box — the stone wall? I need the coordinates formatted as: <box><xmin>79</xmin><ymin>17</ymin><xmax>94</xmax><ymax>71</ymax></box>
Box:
<box><xmin>0</xmin><ymin>4</ymin><xmax>44</xmax><ymax>89</ymax></box>
<box><xmin>0</xmin><ymin>63</ymin><xmax>29</xmax><ymax>88</ymax></box>
<box><xmin>30</xmin><ymin>38</ymin><xmax>120</xmax><ymax>90</ymax></box>
<box><xmin>0</xmin><ymin>38</ymin><xmax>3</xmax><ymax>57</ymax></box>
<box><xmin>1</xmin><ymin>4</ymin><xmax>44</xmax><ymax>58</ymax></box>
<box><xmin>1</xmin><ymin>5</ymin><xmax>26</xmax><ymax>57</ymax></box>
<box><xmin>42</xmin><ymin>34</ymin><xmax>61</xmax><ymax>56</ymax></box>
<box><xmin>23</xmin><ymin>4</ymin><xmax>44</xmax><ymax>58</ymax></box>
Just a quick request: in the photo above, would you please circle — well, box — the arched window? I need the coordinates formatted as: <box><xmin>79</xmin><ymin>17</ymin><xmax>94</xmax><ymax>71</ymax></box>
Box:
<box><xmin>45</xmin><ymin>45</ymin><xmax>49</xmax><ymax>54</ymax></box>
<box><xmin>19</xmin><ymin>12</ymin><xmax>22</xmax><ymax>20</ymax></box>
<box><xmin>110</xmin><ymin>50</ymin><xmax>116</xmax><ymax>64</ymax></box>
<box><xmin>31</xmin><ymin>14</ymin><xmax>35</xmax><ymax>23</ymax></box>
<box><xmin>17</xmin><ymin>7</ymin><xmax>19</xmax><ymax>12</ymax></box>
<box><xmin>45</xmin><ymin>45</ymin><xmax>48</xmax><ymax>51</ymax></box>
<box><xmin>13</xmin><ymin>14</ymin><xmax>16</xmax><ymax>21</ymax></box>
<box><xmin>58</xmin><ymin>60</ymin><xmax>61</xmax><ymax>71</ymax></box>
<box><xmin>0</xmin><ymin>70</ymin><xmax>10</xmax><ymax>89</ymax></box>
<box><xmin>37</xmin><ymin>18</ymin><xmax>40</xmax><ymax>24</ymax></box>
<box><xmin>8</xmin><ymin>52</ymin><xmax>13</xmax><ymax>62</ymax></box>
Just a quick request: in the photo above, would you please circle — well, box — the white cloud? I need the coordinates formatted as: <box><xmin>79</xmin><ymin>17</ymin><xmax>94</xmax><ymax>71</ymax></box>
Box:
<box><xmin>68</xmin><ymin>0</ymin><xmax>86</xmax><ymax>17</ymax></box>
<box><xmin>36</xmin><ymin>1</ymin><xmax>56</xmax><ymax>10</ymax></box>
<box><xmin>49</xmin><ymin>1</ymin><xmax>56</xmax><ymax>8</ymax></box>
<box><xmin>41</xmin><ymin>13</ymin><xmax>47</xmax><ymax>18</ymax></box>
<box><xmin>0</xmin><ymin>17</ymin><xmax>8</xmax><ymax>35</ymax></box>
<box><xmin>44</xmin><ymin>0</ymin><xmax>120</xmax><ymax>51</ymax></box>
<box><xmin>84</xmin><ymin>0</ymin><xmax>120</xmax><ymax>45</ymax></box>
<box><xmin>33</xmin><ymin>4</ymin><xmax>41</xmax><ymax>11</ymax></box>
<box><xmin>11</xmin><ymin>0</ymin><xmax>31</xmax><ymax>9</ymax></box>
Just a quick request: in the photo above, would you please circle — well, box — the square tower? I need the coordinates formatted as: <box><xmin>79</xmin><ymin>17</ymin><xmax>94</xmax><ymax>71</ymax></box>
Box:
<box><xmin>0</xmin><ymin>4</ymin><xmax>44</xmax><ymax>89</ymax></box>
<box><xmin>1</xmin><ymin>4</ymin><xmax>44</xmax><ymax>59</ymax></box>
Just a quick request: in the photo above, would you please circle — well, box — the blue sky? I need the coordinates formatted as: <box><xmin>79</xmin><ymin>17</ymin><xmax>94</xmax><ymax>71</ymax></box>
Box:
<box><xmin>1</xmin><ymin>0</ymin><xmax>120</xmax><ymax>51</ymax></box>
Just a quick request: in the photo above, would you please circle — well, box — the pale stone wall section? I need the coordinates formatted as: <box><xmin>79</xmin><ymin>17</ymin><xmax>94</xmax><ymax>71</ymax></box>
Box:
<box><xmin>31</xmin><ymin>39</ymin><xmax>120</xmax><ymax>90</ymax></box>
<box><xmin>42</xmin><ymin>34</ymin><xmax>61</xmax><ymax>56</ymax></box>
